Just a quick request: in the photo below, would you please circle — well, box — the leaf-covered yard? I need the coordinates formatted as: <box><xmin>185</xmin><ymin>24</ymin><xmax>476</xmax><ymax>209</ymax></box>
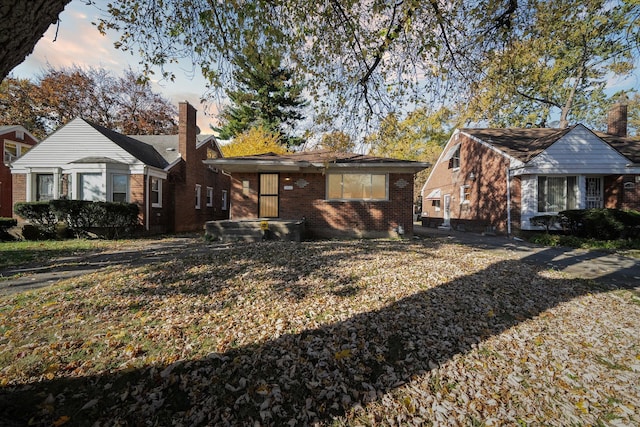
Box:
<box><xmin>1</xmin><ymin>238</ymin><xmax>639</xmax><ymax>426</ymax></box>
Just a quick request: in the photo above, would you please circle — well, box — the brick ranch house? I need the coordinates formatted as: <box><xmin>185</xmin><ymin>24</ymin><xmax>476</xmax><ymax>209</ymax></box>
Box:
<box><xmin>421</xmin><ymin>103</ymin><xmax>640</xmax><ymax>234</ymax></box>
<box><xmin>204</xmin><ymin>151</ymin><xmax>429</xmax><ymax>239</ymax></box>
<box><xmin>11</xmin><ymin>102</ymin><xmax>230</xmax><ymax>233</ymax></box>
<box><xmin>1</xmin><ymin>125</ymin><xmax>38</xmax><ymax>217</ymax></box>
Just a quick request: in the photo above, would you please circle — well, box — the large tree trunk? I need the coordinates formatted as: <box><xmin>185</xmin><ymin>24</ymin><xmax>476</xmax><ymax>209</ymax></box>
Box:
<box><xmin>0</xmin><ymin>0</ymin><xmax>72</xmax><ymax>82</ymax></box>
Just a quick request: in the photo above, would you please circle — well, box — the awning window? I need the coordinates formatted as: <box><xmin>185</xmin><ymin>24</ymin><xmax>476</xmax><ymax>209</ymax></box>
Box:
<box><xmin>425</xmin><ymin>188</ymin><xmax>441</xmax><ymax>199</ymax></box>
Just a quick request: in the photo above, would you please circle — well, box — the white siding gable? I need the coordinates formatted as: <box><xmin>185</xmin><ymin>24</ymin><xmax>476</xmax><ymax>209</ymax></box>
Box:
<box><xmin>11</xmin><ymin>118</ymin><xmax>143</xmax><ymax>171</ymax></box>
<box><xmin>520</xmin><ymin>125</ymin><xmax>630</xmax><ymax>175</ymax></box>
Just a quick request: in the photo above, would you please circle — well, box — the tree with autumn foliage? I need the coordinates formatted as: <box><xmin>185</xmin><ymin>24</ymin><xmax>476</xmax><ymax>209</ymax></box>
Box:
<box><xmin>367</xmin><ymin>107</ymin><xmax>457</xmax><ymax>200</ymax></box>
<box><xmin>317</xmin><ymin>131</ymin><xmax>356</xmax><ymax>152</ymax></box>
<box><xmin>0</xmin><ymin>66</ymin><xmax>178</xmax><ymax>136</ymax></box>
<box><xmin>466</xmin><ymin>0</ymin><xmax>640</xmax><ymax>128</ymax></box>
<box><xmin>0</xmin><ymin>77</ymin><xmax>47</xmax><ymax>138</ymax></box>
<box><xmin>220</xmin><ymin>126</ymin><xmax>289</xmax><ymax>158</ymax></box>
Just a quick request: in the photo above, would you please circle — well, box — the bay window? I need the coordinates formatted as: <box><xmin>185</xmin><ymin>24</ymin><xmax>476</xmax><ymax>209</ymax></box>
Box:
<box><xmin>36</xmin><ymin>174</ymin><xmax>54</xmax><ymax>201</ymax></box>
<box><xmin>111</xmin><ymin>174</ymin><xmax>128</xmax><ymax>202</ymax></box>
<box><xmin>79</xmin><ymin>173</ymin><xmax>104</xmax><ymax>201</ymax></box>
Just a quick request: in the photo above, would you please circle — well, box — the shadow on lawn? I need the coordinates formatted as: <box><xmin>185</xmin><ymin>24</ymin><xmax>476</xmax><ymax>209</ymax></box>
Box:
<box><xmin>0</xmin><ymin>239</ymin><xmax>633</xmax><ymax>426</ymax></box>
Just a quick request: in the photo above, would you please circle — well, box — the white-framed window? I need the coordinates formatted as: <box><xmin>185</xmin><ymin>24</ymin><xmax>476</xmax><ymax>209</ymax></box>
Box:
<box><xmin>4</xmin><ymin>141</ymin><xmax>30</xmax><ymax>163</ymax></box>
<box><xmin>460</xmin><ymin>185</ymin><xmax>470</xmax><ymax>204</ymax></box>
<box><xmin>151</xmin><ymin>177</ymin><xmax>162</xmax><ymax>208</ymax></box>
<box><xmin>432</xmin><ymin>199</ymin><xmax>441</xmax><ymax>211</ymax></box>
<box><xmin>242</xmin><ymin>180</ymin><xmax>250</xmax><ymax>196</ymax></box>
<box><xmin>222</xmin><ymin>190</ymin><xmax>228</xmax><ymax>210</ymax></box>
<box><xmin>537</xmin><ymin>176</ymin><xmax>578</xmax><ymax>213</ymax></box>
<box><xmin>206</xmin><ymin>187</ymin><xmax>213</xmax><ymax>207</ymax></box>
<box><xmin>79</xmin><ymin>173</ymin><xmax>104</xmax><ymax>201</ymax></box>
<box><xmin>4</xmin><ymin>142</ymin><xmax>18</xmax><ymax>163</ymax></box>
<box><xmin>111</xmin><ymin>174</ymin><xmax>128</xmax><ymax>203</ymax></box>
<box><xmin>36</xmin><ymin>174</ymin><xmax>54</xmax><ymax>201</ymax></box>
<box><xmin>443</xmin><ymin>144</ymin><xmax>461</xmax><ymax>169</ymax></box>
<box><xmin>195</xmin><ymin>184</ymin><xmax>202</xmax><ymax>209</ymax></box>
<box><xmin>326</xmin><ymin>173</ymin><xmax>387</xmax><ymax>200</ymax></box>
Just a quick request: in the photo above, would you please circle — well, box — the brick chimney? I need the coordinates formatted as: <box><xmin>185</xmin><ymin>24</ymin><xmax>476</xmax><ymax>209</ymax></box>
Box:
<box><xmin>607</xmin><ymin>103</ymin><xmax>627</xmax><ymax>137</ymax></box>
<box><xmin>179</xmin><ymin>101</ymin><xmax>197</xmax><ymax>161</ymax></box>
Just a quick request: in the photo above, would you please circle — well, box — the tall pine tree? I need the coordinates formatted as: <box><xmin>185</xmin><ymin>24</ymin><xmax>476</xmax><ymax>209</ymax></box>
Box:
<box><xmin>215</xmin><ymin>44</ymin><xmax>307</xmax><ymax>148</ymax></box>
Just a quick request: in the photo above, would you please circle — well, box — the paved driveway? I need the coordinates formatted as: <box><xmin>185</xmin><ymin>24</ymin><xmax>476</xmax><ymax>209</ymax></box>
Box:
<box><xmin>413</xmin><ymin>225</ymin><xmax>640</xmax><ymax>290</ymax></box>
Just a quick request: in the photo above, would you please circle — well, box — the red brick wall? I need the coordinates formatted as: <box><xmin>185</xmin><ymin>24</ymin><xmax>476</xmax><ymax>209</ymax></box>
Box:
<box><xmin>422</xmin><ymin>133</ymin><xmax>515</xmax><ymax>232</ymax></box>
<box><xmin>11</xmin><ymin>174</ymin><xmax>27</xmax><ymax>217</ymax></box>
<box><xmin>230</xmin><ymin>171</ymin><xmax>416</xmax><ymax>237</ymax></box>
<box><xmin>171</xmin><ymin>102</ymin><xmax>231</xmax><ymax>233</ymax></box>
<box><xmin>605</xmin><ymin>175</ymin><xmax>640</xmax><ymax>211</ymax></box>
<box><xmin>1</xmin><ymin>131</ymin><xmax>38</xmax><ymax>217</ymax></box>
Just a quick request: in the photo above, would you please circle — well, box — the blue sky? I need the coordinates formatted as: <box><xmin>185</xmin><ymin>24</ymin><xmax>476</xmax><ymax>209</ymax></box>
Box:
<box><xmin>12</xmin><ymin>0</ymin><xmax>219</xmax><ymax>131</ymax></box>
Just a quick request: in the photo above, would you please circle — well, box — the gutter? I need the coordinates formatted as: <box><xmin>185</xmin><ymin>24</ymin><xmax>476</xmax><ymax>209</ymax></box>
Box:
<box><xmin>144</xmin><ymin>166</ymin><xmax>149</xmax><ymax>231</ymax></box>
<box><xmin>506</xmin><ymin>166</ymin><xmax>511</xmax><ymax>236</ymax></box>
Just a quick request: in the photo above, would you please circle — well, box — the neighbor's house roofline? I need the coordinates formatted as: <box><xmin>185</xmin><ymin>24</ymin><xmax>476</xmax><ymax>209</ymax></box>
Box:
<box><xmin>204</xmin><ymin>150</ymin><xmax>430</xmax><ymax>174</ymax></box>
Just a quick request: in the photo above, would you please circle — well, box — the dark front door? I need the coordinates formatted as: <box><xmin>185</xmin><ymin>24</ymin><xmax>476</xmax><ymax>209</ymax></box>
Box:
<box><xmin>259</xmin><ymin>173</ymin><xmax>279</xmax><ymax>218</ymax></box>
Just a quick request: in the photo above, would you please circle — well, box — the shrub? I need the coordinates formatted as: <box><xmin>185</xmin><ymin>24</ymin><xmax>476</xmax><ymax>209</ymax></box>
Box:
<box><xmin>50</xmin><ymin>199</ymin><xmax>94</xmax><ymax>238</ymax></box>
<box><xmin>530</xmin><ymin>214</ymin><xmax>559</xmax><ymax>233</ymax></box>
<box><xmin>557</xmin><ymin>210</ymin><xmax>585</xmax><ymax>235</ymax></box>
<box><xmin>0</xmin><ymin>217</ymin><xmax>18</xmax><ymax>241</ymax></box>
<box><xmin>13</xmin><ymin>202</ymin><xmax>57</xmax><ymax>238</ymax></box>
<box><xmin>13</xmin><ymin>200</ymin><xmax>141</xmax><ymax>240</ymax></box>
<box><xmin>557</xmin><ymin>208</ymin><xmax>640</xmax><ymax>240</ymax></box>
<box><xmin>583</xmin><ymin>208</ymin><xmax>625</xmax><ymax>240</ymax></box>
<box><xmin>87</xmin><ymin>202</ymin><xmax>140</xmax><ymax>239</ymax></box>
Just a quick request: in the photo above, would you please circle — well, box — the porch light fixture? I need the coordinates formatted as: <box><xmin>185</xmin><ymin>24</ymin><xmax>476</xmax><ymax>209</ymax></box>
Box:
<box><xmin>468</xmin><ymin>172</ymin><xmax>476</xmax><ymax>182</ymax></box>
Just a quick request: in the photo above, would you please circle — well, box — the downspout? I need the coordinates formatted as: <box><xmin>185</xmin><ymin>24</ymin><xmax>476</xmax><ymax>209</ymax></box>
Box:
<box><xmin>506</xmin><ymin>166</ymin><xmax>511</xmax><ymax>236</ymax></box>
<box><xmin>144</xmin><ymin>167</ymin><xmax>150</xmax><ymax>232</ymax></box>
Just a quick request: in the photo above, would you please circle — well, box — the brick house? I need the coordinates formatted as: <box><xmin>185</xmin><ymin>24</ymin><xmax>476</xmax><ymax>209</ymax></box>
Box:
<box><xmin>421</xmin><ymin>104</ymin><xmax>640</xmax><ymax>234</ymax></box>
<box><xmin>1</xmin><ymin>126</ymin><xmax>38</xmax><ymax>217</ymax></box>
<box><xmin>11</xmin><ymin>102</ymin><xmax>230</xmax><ymax>233</ymax></box>
<box><xmin>205</xmin><ymin>151</ymin><xmax>429</xmax><ymax>238</ymax></box>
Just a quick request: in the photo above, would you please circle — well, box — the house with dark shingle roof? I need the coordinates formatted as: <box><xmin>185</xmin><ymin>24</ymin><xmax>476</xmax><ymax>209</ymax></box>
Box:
<box><xmin>204</xmin><ymin>150</ymin><xmax>429</xmax><ymax>239</ymax></box>
<box><xmin>1</xmin><ymin>125</ymin><xmax>39</xmax><ymax>217</ymax></box>
<box><xmin>420</xmin><ymin>103</ymin><xmax>640</xmax><ymax>234</ymax></box>
<box><xmin>10</xmin><ymin>102</ymin><xmax>230</xmax><ymax>233</ymax></box>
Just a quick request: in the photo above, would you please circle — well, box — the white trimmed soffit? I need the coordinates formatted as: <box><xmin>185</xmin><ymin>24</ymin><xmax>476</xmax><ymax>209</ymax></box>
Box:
<box><xmin>146</xmin><ymin>166</ymin><xmax>168</xmax><ymax>179</ymax></box>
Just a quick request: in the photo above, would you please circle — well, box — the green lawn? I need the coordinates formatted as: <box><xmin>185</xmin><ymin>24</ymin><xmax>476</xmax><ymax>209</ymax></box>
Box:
<box><xmin>1</xmin><ymin>239</ymin><xmax>638</xmax><ymax>426</ymax></box>
<box><xmin>0</xmin><ymin>239</ymin><xmax>148</xmax><ymax>271</ymax></box>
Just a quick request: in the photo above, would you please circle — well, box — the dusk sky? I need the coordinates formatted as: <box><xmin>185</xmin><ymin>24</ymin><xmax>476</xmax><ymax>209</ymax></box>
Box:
<box><xmin>12</xmin><ymin>0</ymin><xmax>219</xmax><ymax>131</ymax></box>
<box><xmin>10</xmin><ymin>1</ymin><xmax>640</xmax><ymax>134</ymax></box>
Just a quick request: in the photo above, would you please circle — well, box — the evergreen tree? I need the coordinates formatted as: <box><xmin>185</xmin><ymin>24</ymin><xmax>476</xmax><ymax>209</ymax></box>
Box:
<box><xmin>215</xmin><ymin>44</ymin><xmax>307</xmax><ymax>148</ymax></box>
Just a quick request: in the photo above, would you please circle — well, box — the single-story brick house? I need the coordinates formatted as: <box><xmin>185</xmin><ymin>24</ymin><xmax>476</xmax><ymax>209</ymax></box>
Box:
<box><xmin>204</xmin><ymin>151</ymin><xmax>429</xmax><ymax>238</ymax></box>
<box><xmin>11</xmin><ymin>102</ymin><xmax>230</xmax><ymax>233</ymax></box>
<box><xmin>420</xmin><ymin>103</ymin><xmax>640</xmax><ymax>234</ymax></box>
<box><xmin>1</xmin><ymin>125</ymin><xmax>39</xmax><ymax>217</ymax></box>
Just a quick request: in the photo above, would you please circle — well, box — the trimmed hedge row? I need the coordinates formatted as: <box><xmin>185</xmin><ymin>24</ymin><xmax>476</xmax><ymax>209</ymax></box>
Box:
<box><xmin>531</xmin><ymin>208</ymin><xmax>640</xmax><ymax>240</ymax></box>
<box><xmin>14</xmin><ymin>200</ymin><xmax>140</xmax><ymax>240</ymax></box>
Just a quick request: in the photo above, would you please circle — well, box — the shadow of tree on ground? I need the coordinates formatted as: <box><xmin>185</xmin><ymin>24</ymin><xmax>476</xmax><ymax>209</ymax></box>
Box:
<box><xmin>0</xmin><ymin>239</ymin><xmax>636</xmax><ymax>425</ymax></box>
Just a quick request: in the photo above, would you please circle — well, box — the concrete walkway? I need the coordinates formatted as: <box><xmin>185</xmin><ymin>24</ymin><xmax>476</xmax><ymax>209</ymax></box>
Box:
<box><xmin>413</xmin><ymin>224</ymin><xmax>640</xmax><ymax>289</ymax></box>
